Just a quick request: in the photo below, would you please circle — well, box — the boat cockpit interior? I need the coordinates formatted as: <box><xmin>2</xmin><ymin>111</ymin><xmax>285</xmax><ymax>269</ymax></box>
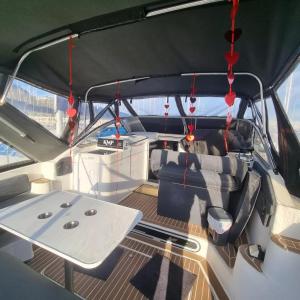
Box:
<box><xmin>0</xmin><ymin>1</ymin><xmax>300</xmax><ymax>299</ymax></box>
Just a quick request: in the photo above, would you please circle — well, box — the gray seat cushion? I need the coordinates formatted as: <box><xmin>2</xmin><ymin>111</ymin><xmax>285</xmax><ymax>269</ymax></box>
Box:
<box><xmin>0</xmin><ymin>250</ymin><xmax>79</xmax><ymax>300</ymax></box>
<box><xmin>159</xmin><ymin>166</ymin><xmax>241</xmax><ymax>192</ymax></box>
<box><xmin>0</xmin><ymin>192</ymin><xmax>36</xmax><ymax>210</ymax></box>
<box><xmin>151</xmin><ymin>149</ymin><xmax>247</xmax><ymax>184</ymax></box>
<box><xmin>0</xmin><ymin>175</ymin><xmax>31</xmax><ymax>202</ymax></box>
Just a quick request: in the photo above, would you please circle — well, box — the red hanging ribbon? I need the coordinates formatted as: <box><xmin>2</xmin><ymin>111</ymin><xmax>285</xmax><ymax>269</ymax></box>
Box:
<box><xmin>163</xmin><ymin>97</ymin><xmax>170</xmax><ymax>148</ymax></box>
<box><xmin>67</xmin><ymin>36</ymin><xmax>76</xmax><ymax>147</ymax></box>
<box><xmin>223</xmin><ymin>0</ymin><xmax>240</xmax><ymax>153</ymax></box>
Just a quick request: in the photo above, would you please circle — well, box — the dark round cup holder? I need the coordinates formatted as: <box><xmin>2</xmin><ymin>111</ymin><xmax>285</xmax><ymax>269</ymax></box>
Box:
<box><xmin>85</xmin><ymin>209</ymin><xmax>97</xmax><ymax>216</ymax></box>
<box><xmin>38</xmin><ymin>212</ymin><xmax>52</xmax><ymax>219</ymax></box>
<box><xmin>60</xmin><ymin>202</ymin><xmax>72</xmax><ymax>208</ymax></box>
<box><xmin>63</xmin><ymin>221</ymin><xmax>79</xmax><ymax>230</ymax></box>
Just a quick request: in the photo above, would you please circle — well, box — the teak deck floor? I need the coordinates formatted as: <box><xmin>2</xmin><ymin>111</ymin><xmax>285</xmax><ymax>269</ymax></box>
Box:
<box><xmin>120</xmin><ymin>185</ymin><xmax>207</xmax><ymax>238</ymax></box>
<box><xmin>28</xmin><ymin>236</ymin><xmax>226</xmax><ymax>300</ymax></box>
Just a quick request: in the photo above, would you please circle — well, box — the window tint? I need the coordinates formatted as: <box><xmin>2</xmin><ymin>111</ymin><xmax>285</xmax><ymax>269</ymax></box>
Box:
<box><xmin>181</xmin><ymin>96</ymin><xmax>241</xmax><ymax>117</ymax></box>
<box><xmin>0</xmin><ymin>140</ymin><xmax>31</xmax><ymax>169</ymax></box>
<box><xmin>266</xmin><ymin>97</ymin><xmax>279</xmax><ymax>152</ymax></box>
<box><xmin>6</xmin><ymin>79</ymin><xmax>68</xmax><ymax>138</ymax></box>
<box><xmin>130</xmin><ymin>97</ymin><xmax>180</xmax><ymax>116</ymax></box>
<box><xmin>276</xmin><ymin>62</ymin><xmax>300</xmax><ymax>142</ymax></box>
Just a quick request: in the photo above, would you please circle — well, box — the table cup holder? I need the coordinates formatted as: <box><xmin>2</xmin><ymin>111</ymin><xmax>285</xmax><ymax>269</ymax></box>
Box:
<box><xmin>38</xmin><ymin>212</ymin><xmax>52</xmax><ymax>219</ymax></box>
<box><xmin>63</xmin><ymin>221</ymin><xmax>79</xmax><ymax>229</ymax></box>
<box><xmin>60</xmin><ymin>202</ymin><xmax>72</xmax><ymax>208</ymax></box>
<box><xmin>85</xmin><ymin>209</ymin><xmax>97</xmax><ymax>216</ymax></box>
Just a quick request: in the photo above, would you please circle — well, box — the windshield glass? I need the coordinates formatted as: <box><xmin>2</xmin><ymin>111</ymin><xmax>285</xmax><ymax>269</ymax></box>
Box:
<box><xmin>130</xmin><ymin>97</ymin><xmax>180</xmax><ymax>116</ymax></box>
<box><xmin>181</xmin><ymin>96</ymin><xmax>241</xmax><ymax>117</ymax></box>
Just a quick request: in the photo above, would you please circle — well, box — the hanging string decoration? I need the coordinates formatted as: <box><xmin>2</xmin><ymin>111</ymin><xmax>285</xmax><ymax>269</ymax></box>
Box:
<box><xmin>163</xmin><ymin>97</ymin><xmax>170</xmax><ymax>148</ymax></box>
<box><xmin>186</xmin><ymin>74</ymin><xmax>197</xmax><ymax>142</ymax></box>
<box><xmin>66</xmin><ymin>36</ymin><xmax>77</xmax><ymax>147</ymax></box>
<box><xmin>224</xmin><ymin>0</ymin><xmax>241</xmax><ymax>153</ymax></box>
<box><xmin>183</xmin><ymin>74</ymin><xmax>198</xmax><ymax>187</ymax></box>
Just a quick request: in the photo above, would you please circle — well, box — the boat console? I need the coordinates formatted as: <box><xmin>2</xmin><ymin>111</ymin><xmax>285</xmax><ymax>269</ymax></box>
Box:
<box><xmin>73</xmin><ymin>134</ymin><xmax>148</xmax><ymax>202</ymax></box>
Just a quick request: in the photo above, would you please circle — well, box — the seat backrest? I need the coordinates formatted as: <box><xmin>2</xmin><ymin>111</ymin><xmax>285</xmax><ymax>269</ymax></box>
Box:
<box><xmin>150</xmin><ymin>149</ymin><xmax>248</xmax><ymax>184</ymax></box>
<box><xmin>227</xmin><ymin>170</ymin><xmax>261</xmax><ymax>243</ymax></box>
<box><xmin>0</xmin><ymin>175</ymin><xmax>30</xmax><ymax>202</ymax></box>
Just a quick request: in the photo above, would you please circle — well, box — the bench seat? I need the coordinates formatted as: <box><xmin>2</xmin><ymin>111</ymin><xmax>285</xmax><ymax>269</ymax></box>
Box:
<box><xmin>0</xmin><ymin>250</ymin><xmax>79</xmax><ymax>300</ymax></box>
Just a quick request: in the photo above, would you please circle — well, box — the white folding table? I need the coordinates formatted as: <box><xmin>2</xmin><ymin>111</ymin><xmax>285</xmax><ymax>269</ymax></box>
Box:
<box><xmin>0</xmin><ymin>191</ymin><xmax>142</xmax><ymax>292</ymax></box>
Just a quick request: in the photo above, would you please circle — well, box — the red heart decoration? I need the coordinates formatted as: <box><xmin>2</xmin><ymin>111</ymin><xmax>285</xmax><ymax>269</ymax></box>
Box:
<box><xmin>115</xmin><ymin>133</ymin><xmax>120</xmax><ymax>139</ymax></box>
<box><xmin>190</xmin><ymin>97</ymin><xmax>197</xmax><ymax>104</ymax></box>
<box><xmin>225</xmin><ymin>91</ymin><xmax>236</xmax><ymax>107</ymax></box>
<box><xmin>189</xmin><ymin>107</ymin><xmax>196</xmax><ymax>114</ymax></box>
<box><xmin>185</xmin><ymin>134</ymin><xmax>195</xmax><ymax>142</ymax></box>
<box><xmin>67</xmin><ymin>108</ymin><xmax>77</xmax><ymax>118</ymax></box>
<box><xmin>188</xmin><ymin>124</ymin><xmax>195</xmax><ymax>133</ymax></box>
<box><xmin>68</xmin><ymin>94</ymin><xmax>74</xmax><ymax>106</ymax></box>
<box><xmin>227</xmin><ymin>72</ymin><xmax>235</xmax><ymax>85</ymax></box>
<box><xmin>164</xmin><ymin>104</ymin><xmax>169</xmax><ymax>109</ymax></box>
<box><xmin>164</xmin><ymin>112</ymin><xmax>169</xmax><ymax>117</ymax></box>
<box><xmin>225</xmin><ymin>51</ymin><xmax>240</xmax><ymax>66</ymax></box>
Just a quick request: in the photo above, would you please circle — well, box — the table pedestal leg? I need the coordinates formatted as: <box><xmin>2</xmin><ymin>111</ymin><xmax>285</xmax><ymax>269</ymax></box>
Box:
<box><xmin>64</xmin><ymin>260</ymin><xmax>74</xmax><ymax>292</ymax></box>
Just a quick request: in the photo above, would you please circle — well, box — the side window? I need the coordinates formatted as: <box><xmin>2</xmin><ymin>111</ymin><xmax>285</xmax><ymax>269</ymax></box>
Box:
<box><xmin>78</xmin><ymin>102</ymin><xmax>90</xmax><ymax>135</ymax></box>
<box><xmin>253</xmin><ymin>132</ymin><xmax>268</xmax><ymax>163</ymax></box>
<box><xmin>6</xmin><ymin>79</ymin><xmax>68</xmax><ymax>138</ymax></box>
<box><xmin>0</xmin><ymin>140</ymin><xmax>31</xmax><ymax>169</ymax></box>
<box><xmin>244</xmin><ymin>105</ymin><xmax>254</xmax><ymax>119</ymax></box>
<box><xmin>276</xmin><ymin>62</ymin><xmax>300</xmax><ymax>143</ymax></box>
<box><xmin>266</xmin><ymin>97</ymin><xmax>279</xmax><ymax>152</ymax></box>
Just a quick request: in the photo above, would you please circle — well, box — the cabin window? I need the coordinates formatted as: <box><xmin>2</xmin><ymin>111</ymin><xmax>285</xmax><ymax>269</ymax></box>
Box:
<box><xmin>129</xmin><ymin>97</ymin><xmax>180</xmax><ymax>116</ymax></box>
<box><xmin>266</xmin><ymin>97</ymin><xmax>279</xmax><ymax>152</ymax></box>
<box><xmin>181</xmin><ymin>96</ymin><xmax>241</xmax><ymax>117</ymax></box>
<box><xmin>78</xmin><ymin>102</ymin><xmax>90</xmax><ymax>135</ymax></box>
<box><xmin>253</xmin><ymin>132</ymin><xmax>268</xmax><ymax>164</ymax></box>
<box><xmin>244</xmin><ymin>105</ymin><xmax>254</xmax><ymax>119</ymax></box>
<box><xmin>276</xmin><ymin>62</ymin><xmax>300</xmax><ymax>143</ymax></box>
<box><xmin>93</xmin><ymin>102</ymin><xmax>107</xmax><ymax>117</ymax></box>
<box><xmin>0</xmin><ymin>139</ymin><xmax>31</xmax><ymax>169</ymax></box>
<box><xmin>6</xmin><ymin>79</ymin><xmax>68</xmax><ymax>138</ymax></box>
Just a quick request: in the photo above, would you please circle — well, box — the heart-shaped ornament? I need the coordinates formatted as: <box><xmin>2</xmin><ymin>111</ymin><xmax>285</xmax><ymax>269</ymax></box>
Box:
<box><xmin>227</xmin><ymin>72</ymin><xmax>235</xmax><ymax>85</ymax></box>
<box><xmin>188</xmin><ymin>124</ymin><xmax>195</xmax><ymax>133</ymax></box>
<box><xmin>67</xmin><ymin>108</ymin><xmax>77</xmax><ymax>118</ymax></box>
<box><xmin>224</xmin><ymin>28</ymin><xmax>242</xmax><ymax>43</ymax></box>
<box><xmin>225</xmin><ymin>91</ymin><xmax>236</xmax><ymax>107</ymax></box>
<box><xmin>225</xmin><ymin>51</ymin><xmax>240</xmax><ymax>66</ymax></box>
<box><xmin>164</xmin><ymin>104</ymin><xmax>169</xmax><ymax>109</ymax></box>
<box><xmin>185</xmin><ymin>133</ymin><xmax>195</xmax><ymax>142</ymax></box>
<box><xmin>189</xmin><ymin>106</ymin><xmax>196</xmax><ymax>114</ymax></box>
<box><xmin>68</xmin><ymin>94</ymin><xmax>74</xmax><ymax>106</ymax></box>
<box><xmin>190</xmin><ymin>97</ymin><xmax>197</xmax><ymax>104</ymax></box>
<box><xmin>164</xmin><ymin>112</ymin><xmax>169</xmax><ymax>117</ymax></box>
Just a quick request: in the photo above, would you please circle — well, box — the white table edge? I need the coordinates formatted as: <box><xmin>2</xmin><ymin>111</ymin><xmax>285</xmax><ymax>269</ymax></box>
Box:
<box><xmin>0</xmin><ymin>212</ymin><xmax>143</xmax><ymax>269</ymax></box>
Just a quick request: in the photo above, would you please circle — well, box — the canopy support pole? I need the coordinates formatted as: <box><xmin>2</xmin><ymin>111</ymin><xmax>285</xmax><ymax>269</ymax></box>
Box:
<box><xmin>0</xmin><ymin>34</ymin><xmax>78</xmax><ymax>105</ymax></box>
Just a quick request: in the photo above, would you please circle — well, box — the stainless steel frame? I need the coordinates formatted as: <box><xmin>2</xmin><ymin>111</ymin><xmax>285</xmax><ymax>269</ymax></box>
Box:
<box><xmin>0</xmin><ymin>34</ymin><xmax>78</xmax><ymax>105</ymax></box>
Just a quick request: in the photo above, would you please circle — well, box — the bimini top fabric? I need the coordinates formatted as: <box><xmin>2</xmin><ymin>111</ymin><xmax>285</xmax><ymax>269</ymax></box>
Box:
<box><xmin>0</xmin><ymin>0</ymin><xmax>299</xmax><ymax>100</ymax></box>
